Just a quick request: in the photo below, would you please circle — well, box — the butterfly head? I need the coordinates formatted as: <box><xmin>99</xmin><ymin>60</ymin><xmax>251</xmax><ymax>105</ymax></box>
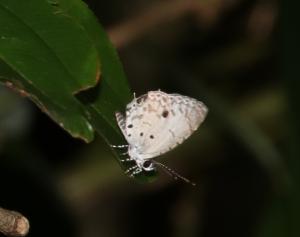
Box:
<box><xmin>125</xmin><ymin>158</ymin><xmax>156</xmax><ymax>177</ymax></box>
<box><xmin>133</xmin><ymin>158</ymin><xmax>156</xmax><ymax>172</ymax></box>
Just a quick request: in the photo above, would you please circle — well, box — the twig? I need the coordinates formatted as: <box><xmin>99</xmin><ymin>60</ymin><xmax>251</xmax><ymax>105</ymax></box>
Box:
<box><xmin>0</xmin><ymin>207</ymin><xmax>29</xmax><ymax>236</ymax></box>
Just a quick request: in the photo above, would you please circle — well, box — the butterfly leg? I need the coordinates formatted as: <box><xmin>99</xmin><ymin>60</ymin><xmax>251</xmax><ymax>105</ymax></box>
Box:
<box><xmin>120</xmin><ymin>157</ymin><xmax>134</xmax><ymax>162</ymax></box>
<box><xmin>110</xmin><ymin>144</ymin><xmax>129</xmax><ymax>149</ymax></box>
<box><xmin>125</xmin><ymin>165</ymin><xmax>138</xmax><ymax>175</ymax></box>
<box><xmin>120</xmin><ymin>151</ymin><xmax>129</xmax><ymax>156</ymax></box>
<box><xmin>130</xmin><ymin>167</ymin><xmax>143</xmax><ymax>177</ymax></box>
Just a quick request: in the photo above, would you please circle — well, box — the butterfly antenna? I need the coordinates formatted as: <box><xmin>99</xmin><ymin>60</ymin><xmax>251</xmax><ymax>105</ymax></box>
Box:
<box><xmin>153</xmin><ymin>161</ymin><xmax>196</xmax><ymax>186</ymax></box>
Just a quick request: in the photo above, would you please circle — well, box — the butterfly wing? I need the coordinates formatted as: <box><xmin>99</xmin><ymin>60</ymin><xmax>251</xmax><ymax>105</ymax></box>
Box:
<box><xmin>116</xmin><ymin>111</ymin><xmax>127</xmax><ymax>136</ymax></box>
<box><xmin>123</xmin><ymin>91</ymin><xmax>208</xmax><ymax>159</ymax></box>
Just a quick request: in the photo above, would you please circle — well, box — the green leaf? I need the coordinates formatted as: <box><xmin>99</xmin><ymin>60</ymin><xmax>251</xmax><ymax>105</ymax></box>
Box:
<box><xmin>0</xmin><ymin>0</ymin><xmax>100</xmax><ymax>141</ymax></box>
<box><xmin>0</xmin><ymin>0</ymin><xmax>157</xmax><ymax>181</ymax></box>
<box><xmin>55</xmin><ymin>0</ymin><xmax>132</xmax><ymax>141</ymax></box>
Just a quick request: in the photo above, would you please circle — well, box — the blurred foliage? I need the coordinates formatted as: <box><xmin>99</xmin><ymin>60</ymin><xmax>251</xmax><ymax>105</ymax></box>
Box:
<box><xmin>0</xmin><ymin>0</ymin><xmax>298</xmax><ymax>237</ymax></box>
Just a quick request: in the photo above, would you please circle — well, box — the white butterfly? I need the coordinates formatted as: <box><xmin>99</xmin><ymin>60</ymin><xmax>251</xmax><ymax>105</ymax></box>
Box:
<box><xmin>113</xmin><ymin>90</ymin><xmax>208</xmax><ymax>185</ymax></box>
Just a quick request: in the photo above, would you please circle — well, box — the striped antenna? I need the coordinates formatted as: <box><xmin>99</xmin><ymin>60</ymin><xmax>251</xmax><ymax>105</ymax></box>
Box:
<box><xmin>153</xmin><ymin>161</ymin><xmax>196</xmax><ymax>186</ymax></box>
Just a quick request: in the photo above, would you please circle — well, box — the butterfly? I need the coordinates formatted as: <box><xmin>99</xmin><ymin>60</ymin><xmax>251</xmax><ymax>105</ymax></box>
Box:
<box><xmin>112</xmin><ymin>90</ymin><xmax>208</xmax><ymax>185</ymax></box>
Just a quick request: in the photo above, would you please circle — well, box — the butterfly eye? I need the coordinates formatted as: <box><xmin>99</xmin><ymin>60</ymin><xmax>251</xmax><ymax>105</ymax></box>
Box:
<box><xmin>143</xmin><ymin>160</ymin><xmax>151</xmax><ymax>168</ymax></box>
<box><xmin>142</xmin><ymin>160</ymin><xmax>154</xmax><ymax>171</ymax></box>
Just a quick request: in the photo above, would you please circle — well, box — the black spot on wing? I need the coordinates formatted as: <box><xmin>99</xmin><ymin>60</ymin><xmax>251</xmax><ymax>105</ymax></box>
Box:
<box><xmin>162</xmin><ymin>110</ymin><xmax>169</xmax><ymax>118</ymax></box>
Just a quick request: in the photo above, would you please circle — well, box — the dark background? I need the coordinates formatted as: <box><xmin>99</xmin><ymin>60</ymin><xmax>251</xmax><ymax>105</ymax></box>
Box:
<box><xmin>1</xmin><ymin>0</ymin><xmax>299</xmax><ymax>237</ymax></box>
